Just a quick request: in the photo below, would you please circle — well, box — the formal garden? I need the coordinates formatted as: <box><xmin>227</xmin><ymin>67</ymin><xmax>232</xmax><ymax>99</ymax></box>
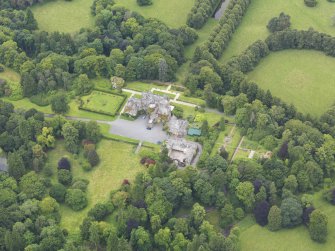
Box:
<box><xmin>80</xmin><ymin>91</ymin><xmax>126</xmax><ymax>116</ymax></box>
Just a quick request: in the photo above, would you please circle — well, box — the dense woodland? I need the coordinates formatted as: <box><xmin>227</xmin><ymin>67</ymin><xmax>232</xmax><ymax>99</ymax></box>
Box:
<box><xmin>1</xmin><ymin>0</ymin><xmax>335</xmax><ymax>250</ymax></box>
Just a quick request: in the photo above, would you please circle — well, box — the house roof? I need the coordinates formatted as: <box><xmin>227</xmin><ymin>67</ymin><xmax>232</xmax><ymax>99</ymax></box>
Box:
<box><xmin>169</xmin><ymin>116</ymin><xmax>188</xmax><ymax>136</ymax></box>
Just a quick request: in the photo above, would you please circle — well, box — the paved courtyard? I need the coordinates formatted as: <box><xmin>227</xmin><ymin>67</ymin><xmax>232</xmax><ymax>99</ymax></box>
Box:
<box><xmin>109</xmin><ymin>117</ymin><xmax>168</xmax><ymax>144</ymax></box>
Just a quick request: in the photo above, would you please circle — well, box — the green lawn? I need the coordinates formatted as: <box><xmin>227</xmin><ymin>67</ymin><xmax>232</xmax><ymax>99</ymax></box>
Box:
<box><xmin>247</xmin><ymin>50</ymin><xmax>335</xmax><ymax>116</ymax></box>
<box><xmin>114</xmin><ymin>0</ymin><xmax>195</xmax><ymax>28</ymax></box>
<box><xmin>238</xmin><ymin>191</ymin><xmax>335</xmax><ymax>251</ymax></box>
<box><xmin>0</xmin><ymin>67</ymin><xmax>20</xmax><ymax>83</ymax></box>
<box><xmin>152</xmin><ymin>90</ymin><xmax>176</xmax><ymax>99</ymax></box>
<box><xmin>171</xmin><ymin>102</ymin><xmax>223</xmax><ymax>127</ymax></box>
<box><xmin>6</xmin><ymin>97</ymin><xmax>115</xmax><ymax>121</ymax></box>
<box><xmin>45</xmin><ymin>140</ymin><xmax>146</xmax><ymax>234</ymax></box>
<box><xmin>178</xmin><ymin>95</ymin><xmax>206</xmax><ymax>106</ymax></box>
<box><xmin>32</xmin><ymin>0</ymin><xmax>95</xmax><ymax>33</ymax></box>
<box><xmin>126</xmin><ymin>81</ymin><xmax>166</xmax><ymax>92</ymax></box>
<box><xmin>81</xmin><ymin>91</ymin><xmax>125</xmax><ymax>115</ymax></box>
<box><xmin>220</xmin><ymin>0</ymin><xmax>335</xmax><ymax>62</ymax></box>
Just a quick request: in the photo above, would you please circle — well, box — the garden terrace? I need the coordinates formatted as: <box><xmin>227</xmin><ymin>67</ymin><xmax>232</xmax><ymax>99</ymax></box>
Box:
<box><xmin>80</xmin><ymin>91</ymin><xmax>126</xmax><ymax>116</ymax></box>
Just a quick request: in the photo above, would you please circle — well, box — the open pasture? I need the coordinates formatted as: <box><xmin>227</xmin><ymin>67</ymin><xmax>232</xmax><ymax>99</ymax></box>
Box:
<box><xmin>220</xmin><ymin>0</ymin><xmax>335</xmax><ymax>62</ymax></box>
<box><xmin>32</xmin><ymin>0</ymin><xmax>95</xmax><ymax>33</ymax></box>
<box><xmin>247</xmin><ymin>50</ymin><xmax>335</xmax><ymax>116</ymax></box>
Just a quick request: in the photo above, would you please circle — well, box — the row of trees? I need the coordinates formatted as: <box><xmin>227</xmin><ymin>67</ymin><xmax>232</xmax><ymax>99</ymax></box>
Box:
<box><xmin>186</xmin><ymin>0</ymin><xmax>221</xmax><ymax>29</ymax></box>
<box><xmin>206</xmin><ymin>0</ymin><xmax>251</xmax><ymax>59</ymax></box>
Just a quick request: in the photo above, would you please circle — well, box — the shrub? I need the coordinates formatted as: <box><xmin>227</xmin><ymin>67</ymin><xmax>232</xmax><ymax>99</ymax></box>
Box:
<box><xmin>235</xmin><ymin>208</ymin><xmax>245</xmax><ymax>220</ymax></box>
<box><xmin>82</xmin><ymin>160</ymin><xmax>93</xmax><ymax>172</ymax></box>
<box><xmin>87</xmin><ymin>150</ymin><xmax>100</xmax><ymax>167</ymax></box>
<box><xmin>0</xmin><ymin>64</ymin><xmax>4</xmax><ymax>72</ymax></box>
<box><xmin>137</xmin><ymin>0</ymin><xmax>152</xmax><ymax>6</ymax></box>
<box><xmin>268</xmin><ymin>205</ymin><xmax>282</xmax><ymax>231</ymax></box>
<box><xmin>43</xmin><ymin>165</ymin><xmax>53</xmax><ymax>177</ymax></box>
<box><xmin>71</xmin><ymin>178</ymin><xmax>89</xmax><ymax>192</ymax></box>
<box><xmin>58</xmin><ymin>169</ymin><xmax>73</xmax><ymax>186</ymax></box>
<box><xmin>58</xmin><ymin>157</ymin><xmax>71</xmax><ymax>170</ymax></box>
<box><xmin>65</xmin><ymin>189</ymin><xmax>88</xmax><ymax>211</ymax></box>
<box><xmin>254</xmin><ymin>201</ymin><xmax>270</xmax><ymax>226</ymax></box>
<box><xmin>323</xmin><ymin>187</ymin><xmax>335</xmax><ymax>205</ymax></box>
<box><xmin>267</xmin><ymin>13</ymin><xmax>291</xmax><ymax>33</ymax></box>
<box><xmin>51</xmin><ymin>93</ymin><xmax>69</xmax><ymax>114</ymax></box>
<box><xmin>309</xmin><ymin>209</ymin><xmax>328</xmax><ymax>243</ymax></box>
<box><xmin>304</xmin><ymin>0</ymin><xmax>317</xmax><ymax>7</ymax></box>
<box><xmin>88</xmin><ymin>202</ymin><xmax>114</xmax><ymax>221</ymax></box>
<box><xmin>84</xmin><ymin>143</ymin><xmax>96</xmax><ymax>157</ymax></box>
<box><xmin>50</xmin><ymin>183</ymin><xmax>67</xmax><ymax>203</ymax></box>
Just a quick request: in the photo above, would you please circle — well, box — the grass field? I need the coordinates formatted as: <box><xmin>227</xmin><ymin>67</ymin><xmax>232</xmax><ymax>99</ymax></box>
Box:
<box><xmin>81</xmin><ymin>91</ymin><xmax>125</xmax><ymax>115</ymax></box>
<box><xmin>238</xmin><ymin>191</ymin><xmax>335</xmax><ymax>251</ymax></box>
<box><xmin>114</xmin><ymin>0</ymin><xmax>195</xmax><ymax>28</ymax></box>
<box><xmin>46</xmin><ymin>140</ymin><xmax>145</xmax><ymax>233</ymax></box>
<box><xmin>178</xmin><ymin>95</ymin><xmax>206</xmax><ymax>106</ymax></box>
<box><xmin>220</xmin><ymin>0</ymin><xmax>335</xmax><ymax>62</ymax></box>
<box><xmin>247</xmin><ymin>50</ymin><xmax>335</xmax><ymax>116</ymax></box>
<box><xmin>152</xmin><ymin>90</ymin><xmax>176</xmax><ymax>99</ymax></box>
<box><xmin>126</xmin><ymin>81</ymin><xmax>166</xmax><ymax>92</ymax></box>
<box><xmin>32</xmin><ymin>0</ymin><xmax>95</xmax><ymax>33</ymax></box>
<box><xmin>0</xmin><ymin>68</ymin><xmax>20</xmax><ymax>83</ymax></box>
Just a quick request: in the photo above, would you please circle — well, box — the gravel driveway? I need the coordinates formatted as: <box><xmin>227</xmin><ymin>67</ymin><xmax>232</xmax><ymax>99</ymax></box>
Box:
<box><xmin>109</xmin><ymin>117</ymin><xmax>168</xmax><ymax>143</ymax></box>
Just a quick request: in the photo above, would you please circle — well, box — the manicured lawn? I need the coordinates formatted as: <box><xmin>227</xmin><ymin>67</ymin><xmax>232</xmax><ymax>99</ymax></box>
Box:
<box><xmin>81</xmin><ymin>91</ymin><xmax>125</xmax><ymax>115</ymax></box>
<box><xmin>152</xmin><ymin>90</ymin><xmax>176</xmax><ymax>99</ymax></box>
<box><xmin>45</xmin><ymin>140</ymin><xmax>146</xmax><ymax>234</ymax></box>
<box><xmin>114</xmin><ymin>0</ymin><xmax>195</xmax><ymax>28</ymax></box>
<box><xmin>32</xmin><ymin>0</ymin><xmax>95</xmax><ymax>33</ymax></box>
<box><xmin>220</xmin><ymin>0</ymin><xmax>335</xmax><ymax>62</ymax></box>
<box><xmin>178</xmin><ymin>95</ymin><xmax>206</xmax><ymax>106</ymax></box>
<box><xmin>6</xmin><ymin>97</ymin><xmax>115</xmax><ymax>121</ymax></box>
<box><xmin>93</xmin><ymin>78</ymin><xmax>111</xmax><ymax>91</ymax></box>
<box><xmin>171</xmin><ymin>103</ymin><xmax>223</xmax><ymax>127</ymax></box>
<box><xmin>247</xmin><ymin>50</ymin><xmax>335</xmax><ymax>116</ymax></box>
<box><xmin>126</xmin><ymin>81</ymin><xmax>166</xmax><ymax>92</ymax></box>
<box><xmin>238</xmin><ymin>191</ymin><xmax>335</xmax><ymax>251</ymax></box>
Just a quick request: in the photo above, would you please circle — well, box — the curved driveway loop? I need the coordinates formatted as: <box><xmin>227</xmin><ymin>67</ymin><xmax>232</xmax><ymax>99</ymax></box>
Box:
<box><xmin>109</xmin><ymin>117</ymin><xmax>168</xmax><ymax>144</ymax></box>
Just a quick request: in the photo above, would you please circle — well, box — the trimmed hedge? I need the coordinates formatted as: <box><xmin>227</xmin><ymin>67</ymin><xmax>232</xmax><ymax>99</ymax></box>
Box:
<box><xmin>79</xmin><ymin>90</ymin><xmax>127</xmax><ymax>116</ymax></box>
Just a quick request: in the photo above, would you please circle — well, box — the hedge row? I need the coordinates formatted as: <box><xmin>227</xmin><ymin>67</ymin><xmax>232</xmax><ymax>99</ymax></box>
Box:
<box><xmin>187</xmin><ymin>0</ymin><xmax>222</xmax><ymax>29</ymax></box>
<box><xmin>205</xmin><ymin>0</ymin><xmax>252</xmax><ymax>59</ymax></box>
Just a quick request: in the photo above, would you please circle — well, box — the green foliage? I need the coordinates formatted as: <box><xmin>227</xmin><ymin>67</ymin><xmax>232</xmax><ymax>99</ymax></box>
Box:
<box><xmin>281</xmin><ymin>197</ymin><xmax>303</xmax><ymax>228</ymax></box>
<box><xmin>57</xmin><ymin>169</ymin><xmax>73</xmax><ymax>186</ymax></box>
<box><xmin>49</xmin><ymin>183</ymin><xmax>67</xmax><ymax>203</ymax></box>
<box><xmin>304</xmin><ymin>0</ymin><xmax>317</xmax><ymax>7</ymax></box>
<box><xmin>65</xmin><ymin>188</ymin><xmax>88</xmax><ymax>211</ymax></box>
<box><xmin>267</xmin><ymin>13</ymin><xmax>291</xmax><ymax>33</ymax></box>
<box><xmin>267</xmin><ymin>205</ymin><xmax>282</xmax><ymax>231</ymax></box>
<box><xmin>51</xmin><ymin>94</ymin><xmax>69</xmax><ymax>114</ymax></box>
<box><xmin>137</xmin><ymin>0</ymin><xmax>152</xmax><ymax>6</ymax></box>
<box><xmin>309</xmin><ymin>209</ymin><xmax>328</xmax><ymax>243</ymax></box>
<box><xmin>19</xmin><ymin>171</ymin><xmax>46</xmax><ymax>200</ymax></box>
